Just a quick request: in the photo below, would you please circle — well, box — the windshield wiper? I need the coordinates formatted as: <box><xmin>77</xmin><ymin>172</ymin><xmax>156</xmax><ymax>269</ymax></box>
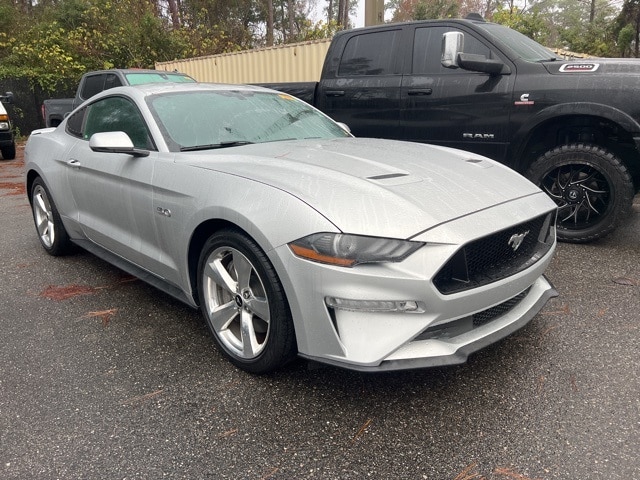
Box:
<box><xmin>180</xmin><ymin>140</ymin><xmax>254</xmax><ymax>151</ymax></box>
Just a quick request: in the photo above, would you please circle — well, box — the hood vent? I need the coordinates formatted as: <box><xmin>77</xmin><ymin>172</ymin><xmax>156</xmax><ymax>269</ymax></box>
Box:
<box><xmin>367</xmin><ymin>173</ymin><xmax>409</xmax><ymax>180</ymax></box>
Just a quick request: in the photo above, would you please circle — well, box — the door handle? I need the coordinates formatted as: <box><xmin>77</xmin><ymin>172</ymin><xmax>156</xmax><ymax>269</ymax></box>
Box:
<box><xmin>67</xmin><ymin>159</ymin><xmax>81</xmax><ymax>168</ymax></box>
<box><xmin>325</xmin><ymin>90</ymin><xmax>345</xmax><ymax>97</ymax></box>
<box><xmin>407</xmin><ymin>89</ymin><xmax>433</xmax><ymax>96</ymax></box>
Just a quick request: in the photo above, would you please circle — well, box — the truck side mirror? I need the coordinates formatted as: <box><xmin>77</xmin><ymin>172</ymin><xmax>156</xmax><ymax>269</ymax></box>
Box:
<box><xmin>0</xmin><ymin>92</ymin><xmax>14</xmax><ymax>104</ymax></box>
<box><xmin>441</xmin><ymin>32</ymin><xmax>464</xmax><ymax>69</ymax></box>
<box><xmin>458</xmin><ymin>53</ymin><xmax>506</xmax><ymax>75</ymax></box>
<box><xmin>441</xmin><ymin>32</ymin><xmax>508</xmax><ymax>76</ymax></box>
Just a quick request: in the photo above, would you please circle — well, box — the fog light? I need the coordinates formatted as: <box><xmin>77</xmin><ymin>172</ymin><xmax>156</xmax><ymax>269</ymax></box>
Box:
<box><xmin>325</xmin><ymin>297</ymin><xmax>425</xmax><ymax>313</ymax></box>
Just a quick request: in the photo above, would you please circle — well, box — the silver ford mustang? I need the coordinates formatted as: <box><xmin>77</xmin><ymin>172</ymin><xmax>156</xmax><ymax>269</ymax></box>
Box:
<box><xmin>25</xmin><ymin>83</ymin><xmax>558</xmax><ymax>373</ymax></box>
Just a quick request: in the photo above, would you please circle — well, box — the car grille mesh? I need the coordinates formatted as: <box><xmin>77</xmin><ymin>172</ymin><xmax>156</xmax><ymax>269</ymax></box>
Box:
<box><xmin>415</xmin><ymin>286</ymin><xmax>531</xmax><ymax>341</ymax></box>
<box><xmin>472</xmin><ymin>287</ymin><xmax>530</xmax><ymax>327</ymax></box>
<box><xmin>433</xmin><ymin>213</ymin><xmax>554</xmax><ymax>295</ymax></box>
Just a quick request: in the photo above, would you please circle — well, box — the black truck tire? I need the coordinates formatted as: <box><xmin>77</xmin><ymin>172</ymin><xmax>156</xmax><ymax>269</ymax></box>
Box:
<box><xmin>1</xmin><ymin>144</ymin><xmax>16</xmax><ymax>160</ymax></box>
<box><xmin>526</xmin><ymin>143</ymin><xmax>634</xmax><ymax>243</ymax></box>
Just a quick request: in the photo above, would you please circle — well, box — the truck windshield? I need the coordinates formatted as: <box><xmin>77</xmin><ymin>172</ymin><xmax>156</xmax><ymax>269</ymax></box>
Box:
<box><xmin>125</xmin><ymin>72</ymin><xmax>196</xmax><ymax>85</ymax></box>
<box><xmin>475</xmin><ymin>23</ymin><xmax>560</xmax><ymax>63</ymax></box>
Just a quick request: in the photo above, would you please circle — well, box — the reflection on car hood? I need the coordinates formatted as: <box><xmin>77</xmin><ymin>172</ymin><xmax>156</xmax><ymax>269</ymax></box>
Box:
<box><xmin>185</xmin><ymin>138</ymin><xmax>544</xmax><ymax>238</ymax></box>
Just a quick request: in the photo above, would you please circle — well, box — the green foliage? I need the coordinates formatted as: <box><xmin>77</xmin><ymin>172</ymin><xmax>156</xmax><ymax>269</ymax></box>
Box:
<box><xmin>295</xmin><ymin>19</ymin><xmax>343</xmax><ymax>41</ymax></box>
<box><xmin>614</xmin><ymin>0</ymin><xmax>640</xmax><ymax>57</ymax></box>
<box><xmin>618</xmin><ymin>24</ymin><xmax>634</xmax><ymax>56</ymax></box>
<box><xmin>390</xmin><ymin>0</ymin><xmax>458</xmax><ymax>22</ymax></box>
<box><xmin>0</xmin><ymin>0</ymin><xmax>252</xmax><ymax>92</ymax></box>
<box><xmin>492</xmin><ymin>7</ymin><xmax>550</xmax><ymax>44</ymax></box>
<box><xmin>490</xmin><ymin>0</ymin><xmax>621</xmax><ymax>57</ymax></box>
<box><xmin>417</xmin><ymin>0</ymin><xmax>458</xmax><ymax>20</ymax></box>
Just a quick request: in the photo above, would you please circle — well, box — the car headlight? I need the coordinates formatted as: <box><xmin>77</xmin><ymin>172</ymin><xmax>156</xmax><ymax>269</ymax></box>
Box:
<box><xmin>0</xmin><ymin>121</ymin><xmax>9</xmax><ymax>130</ymax></box>
<box><xmin>288</xmin><ymin>233</ymin><xmax>424</xmax><ymax>267</ymax></box>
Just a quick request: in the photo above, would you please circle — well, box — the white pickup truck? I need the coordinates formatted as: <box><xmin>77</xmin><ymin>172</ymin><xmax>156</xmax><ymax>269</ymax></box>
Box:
<box><xmin>0</xmin><ymin>91</ymin><xmax>15</xmax><ymax>160</ymax></box>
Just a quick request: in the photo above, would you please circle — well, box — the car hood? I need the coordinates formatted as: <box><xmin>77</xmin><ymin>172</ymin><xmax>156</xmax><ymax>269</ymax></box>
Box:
<box><xmin>185</xmin><ymin>138</ymin><xmax>544</xmax><ymax>239</ymax></box>
<box><xmin>544</xmin><ymin>58</ymin><xmax>640</xmax><ymax>76</ymax></box>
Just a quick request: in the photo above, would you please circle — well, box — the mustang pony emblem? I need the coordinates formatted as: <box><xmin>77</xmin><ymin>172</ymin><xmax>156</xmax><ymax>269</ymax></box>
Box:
<box><xmin>508</xmin><ymin>231</ymin><xmax>530</xmax><ymax>251</ymax></box>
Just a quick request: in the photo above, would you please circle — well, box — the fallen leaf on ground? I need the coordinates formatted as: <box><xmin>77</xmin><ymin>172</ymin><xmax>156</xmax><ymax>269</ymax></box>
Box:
<box><xmin>454</xmin><ymin>463</ymin><xmax>484</xmax><ymax>480</ymax></box>
<box><xmin>351</xmin><ymin>418</ymin><xmax>372</xmax><ymax>443</ymax></box>
<box><xmin>82</xmin><ymin>309</ymin><xmax>118</xmax><ymax>326</ymax></box>
<box><xmin>494</xmin><ymin>466</ymin><xmax>541</xmax><ymax>480</ymax></box>
<box><xmin>41</xmin><ymin>284</ymin><xmax>97</xmax><ymax>301</ymax></box>
<box><xmin>123</xmin><ymin>389</ymin><xmax>165</xmax><ymax>405</ymax></box>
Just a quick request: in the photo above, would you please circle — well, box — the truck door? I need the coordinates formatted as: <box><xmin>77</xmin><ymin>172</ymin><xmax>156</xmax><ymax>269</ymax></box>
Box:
<box><xmin>401</xmin><ymin>25</ymin><xmax>514</xmax><ymax>162</ymax></box>
<box><xmin>315</xmin><ymin>28</ymin><xmax>404</xmax><ymax>139</ymax></box>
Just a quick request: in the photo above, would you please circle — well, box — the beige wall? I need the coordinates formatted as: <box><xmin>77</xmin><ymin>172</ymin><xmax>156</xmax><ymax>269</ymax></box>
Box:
<box><xmin>155</xmin><ymin>39</ymin><xmax>332</xmax><ymax>84</ymax></box>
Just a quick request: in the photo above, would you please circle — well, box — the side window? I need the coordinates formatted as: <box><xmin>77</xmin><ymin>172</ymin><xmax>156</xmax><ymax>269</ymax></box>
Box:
<box><xmin>338</xmin><ymin>30</ymin><xmax>401</xmax><ymax>76</ymax></box>
<box><xmin>80</xmin><ymin>74</ymin><xmax>106</xmax><ymax>101</ymax></box>
<box><xmin>66</xmin><ymin>106</ymin><xmax>87</xmax><ymax>138</ymax></box>
<box><xmin>83</xmin><ymin>96</ymin><xmax>152</xmax><ymax>149</ymax></box>
<box><xmin>104</xmin><ymin>73</ymin><xmax>123</xmax><ymax>91</ymax></box>
<box><xmin>412</xmin><ymin>27</ymin><xmax>492</xmax><ymax>75</ymax></box>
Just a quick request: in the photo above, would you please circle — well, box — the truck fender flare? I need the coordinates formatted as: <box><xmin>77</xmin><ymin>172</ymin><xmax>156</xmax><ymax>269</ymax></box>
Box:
<box><xmin>511</xmin><ymin>102</ymin><xmax>640</xmax><ymax>168</ymax></box>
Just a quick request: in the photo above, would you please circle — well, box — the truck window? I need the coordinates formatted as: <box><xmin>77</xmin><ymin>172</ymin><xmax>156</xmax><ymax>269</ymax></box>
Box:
<box><xmin>338</xmin><ymin>30</ymin><xmax>401</xmax><ymax>76</ymax></box>
<box><xmin>80</xmin><ymin>74</ymin><xmax>107</xmax><ymax>101</ymax></box>
<box><xmin>412</xmin><ymin>27</ymin><xmax>492</xmax><ymax>74</ymax></box>
<box><xmin>104</xmin><ymin>73</ymin><xmax>123</xmax><ymax>91</ymax></box>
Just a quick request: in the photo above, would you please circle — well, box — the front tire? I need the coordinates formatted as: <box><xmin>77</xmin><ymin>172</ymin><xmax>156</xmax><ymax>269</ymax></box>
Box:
<box><xmin>197</xmin><ymin>229</ymin><xmax>296</xmax><ymax>373</ymax></box>
<box><xmin>30</xmin><ymin>177</ymin><xmax>73</xmax><ymax>256</ymax></box>
<box><xmin>526</xmin><ymin>144</ymin><xmax>634</xmax><ymax>243</ymax></box>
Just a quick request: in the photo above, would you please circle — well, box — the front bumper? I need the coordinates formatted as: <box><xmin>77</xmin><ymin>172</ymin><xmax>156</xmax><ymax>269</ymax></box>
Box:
<box><xmin>270</xmin><ymin>193</ymin><xmax>558</xmax><ymax>372</ymax></box>
<box><xmin>298</xmin><ymin>275</ymin><xmax>556</xmax><ymax>371</ymax></box>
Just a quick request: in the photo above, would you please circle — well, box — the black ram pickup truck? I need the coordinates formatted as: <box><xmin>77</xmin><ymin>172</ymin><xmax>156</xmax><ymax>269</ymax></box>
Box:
<box><xmin>262</xmin><ymin>15</ymin><xmax>640</xmax><ymax>242</ymax></box>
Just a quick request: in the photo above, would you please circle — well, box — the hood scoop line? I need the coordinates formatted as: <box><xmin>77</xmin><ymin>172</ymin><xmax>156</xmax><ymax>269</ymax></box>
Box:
<box><xmin>367</xmin><ymin>173</ymin><xmax>409</xmax><ymax>180</ymax></box>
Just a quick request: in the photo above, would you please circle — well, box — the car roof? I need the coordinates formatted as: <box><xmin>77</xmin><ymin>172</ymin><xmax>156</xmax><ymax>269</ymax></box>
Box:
<box><xmin>94</xmin><ymin>82</ymin><xmax>276</xmax><ymax>101</ymax></box>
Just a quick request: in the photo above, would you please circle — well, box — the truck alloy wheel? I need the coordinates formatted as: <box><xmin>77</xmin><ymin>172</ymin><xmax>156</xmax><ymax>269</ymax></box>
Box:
<box><xmin>527</xmin><ymin>143</ymin><xmax>634</xmax><ymax>243</ymax></box>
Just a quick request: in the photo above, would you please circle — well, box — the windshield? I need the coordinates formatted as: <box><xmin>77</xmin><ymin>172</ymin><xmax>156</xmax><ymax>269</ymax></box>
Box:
<box><xmin>125</xmin><ymin>72</ymin><xmax>196</xmax><ymax>85</ymax></box>
<box><xmin>475</xmin><ymin>23</ymin><xmax>560</xmax><ymax>62</ymax></box>
<box><xmin>148</xmin><ymin>90</ymin><xmax>351</xmax><ymax>151</ymax></box>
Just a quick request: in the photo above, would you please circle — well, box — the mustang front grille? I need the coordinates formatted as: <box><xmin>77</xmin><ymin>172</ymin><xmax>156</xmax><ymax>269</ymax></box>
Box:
<box><xmin>433</xmin><ymin>212</ymin><xmax>554</xmax><ymax>295</ymax></box>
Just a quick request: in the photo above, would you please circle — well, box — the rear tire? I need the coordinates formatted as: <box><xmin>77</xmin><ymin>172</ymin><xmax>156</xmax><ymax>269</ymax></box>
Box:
<box><xmin>526</xmin><ymin>144</ymin><xmax>634</xmax><ymax>243</ymax></box>
<box><xmin>30</xmin><ymin>178</ymin><xmax>73</xmax><ymax>256</ymax></box>
<box><xmin>197</xmin><ymin>229</ymin><xmax>296</xmax><ymax>373</ymax></box>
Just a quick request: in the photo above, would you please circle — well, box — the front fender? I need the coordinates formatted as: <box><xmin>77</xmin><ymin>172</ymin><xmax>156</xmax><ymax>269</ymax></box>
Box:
<box><xmin>510</xmin><ymin>102</ymin><xmax>640</xmax><ymax>169</ymax></box>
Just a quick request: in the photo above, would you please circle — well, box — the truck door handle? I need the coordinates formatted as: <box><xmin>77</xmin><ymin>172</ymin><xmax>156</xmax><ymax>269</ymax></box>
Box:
<box><xmin>67</xmin><ymin>159</ymin><xmax>81</xmax><ymax>168</ymax></box>
<box><xmin>325</xmin><ymin>90</ymin><xmax>345</xmax><ymax>97</ymax></box>
<box><xmin>407</xmin><ymin>89</ymin><xmax>433</xmax><ymax>96</ymax></box>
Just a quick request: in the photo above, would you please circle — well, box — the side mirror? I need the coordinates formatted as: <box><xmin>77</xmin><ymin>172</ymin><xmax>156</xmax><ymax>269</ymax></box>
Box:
<box><xmin>89</xmin><ymin>131</ymin><xmax>149</xmax><ymax>157</ymax></box>
<box><xmin>458</xmin><ymin>53</ymin><xmax>506</xmax><ymax>75</ymax></box>
<box><xmin>441</xmin><ymin>32</ymin><xmax>464</xmax><ymax>69</ymax></box>
<box><xmin>0</xmin><ymin>92</ymin><xmax>14</xmax><ymax>104</ymax></box>
<box><xmin>336</xmin><ymin>122</ymin><xmax>351</xmax><ymax>134</ymax></box>
<box><xmin>441</xmin><ymin>32</ymin><xmax>509</xmax><ymax>75</ymax></box>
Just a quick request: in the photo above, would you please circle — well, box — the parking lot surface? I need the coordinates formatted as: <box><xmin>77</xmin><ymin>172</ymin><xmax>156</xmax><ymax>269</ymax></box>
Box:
<box><xmin>1</xmin><ymin>145</ymin><xmax>639</xmax><ymax>479</ymax></box>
